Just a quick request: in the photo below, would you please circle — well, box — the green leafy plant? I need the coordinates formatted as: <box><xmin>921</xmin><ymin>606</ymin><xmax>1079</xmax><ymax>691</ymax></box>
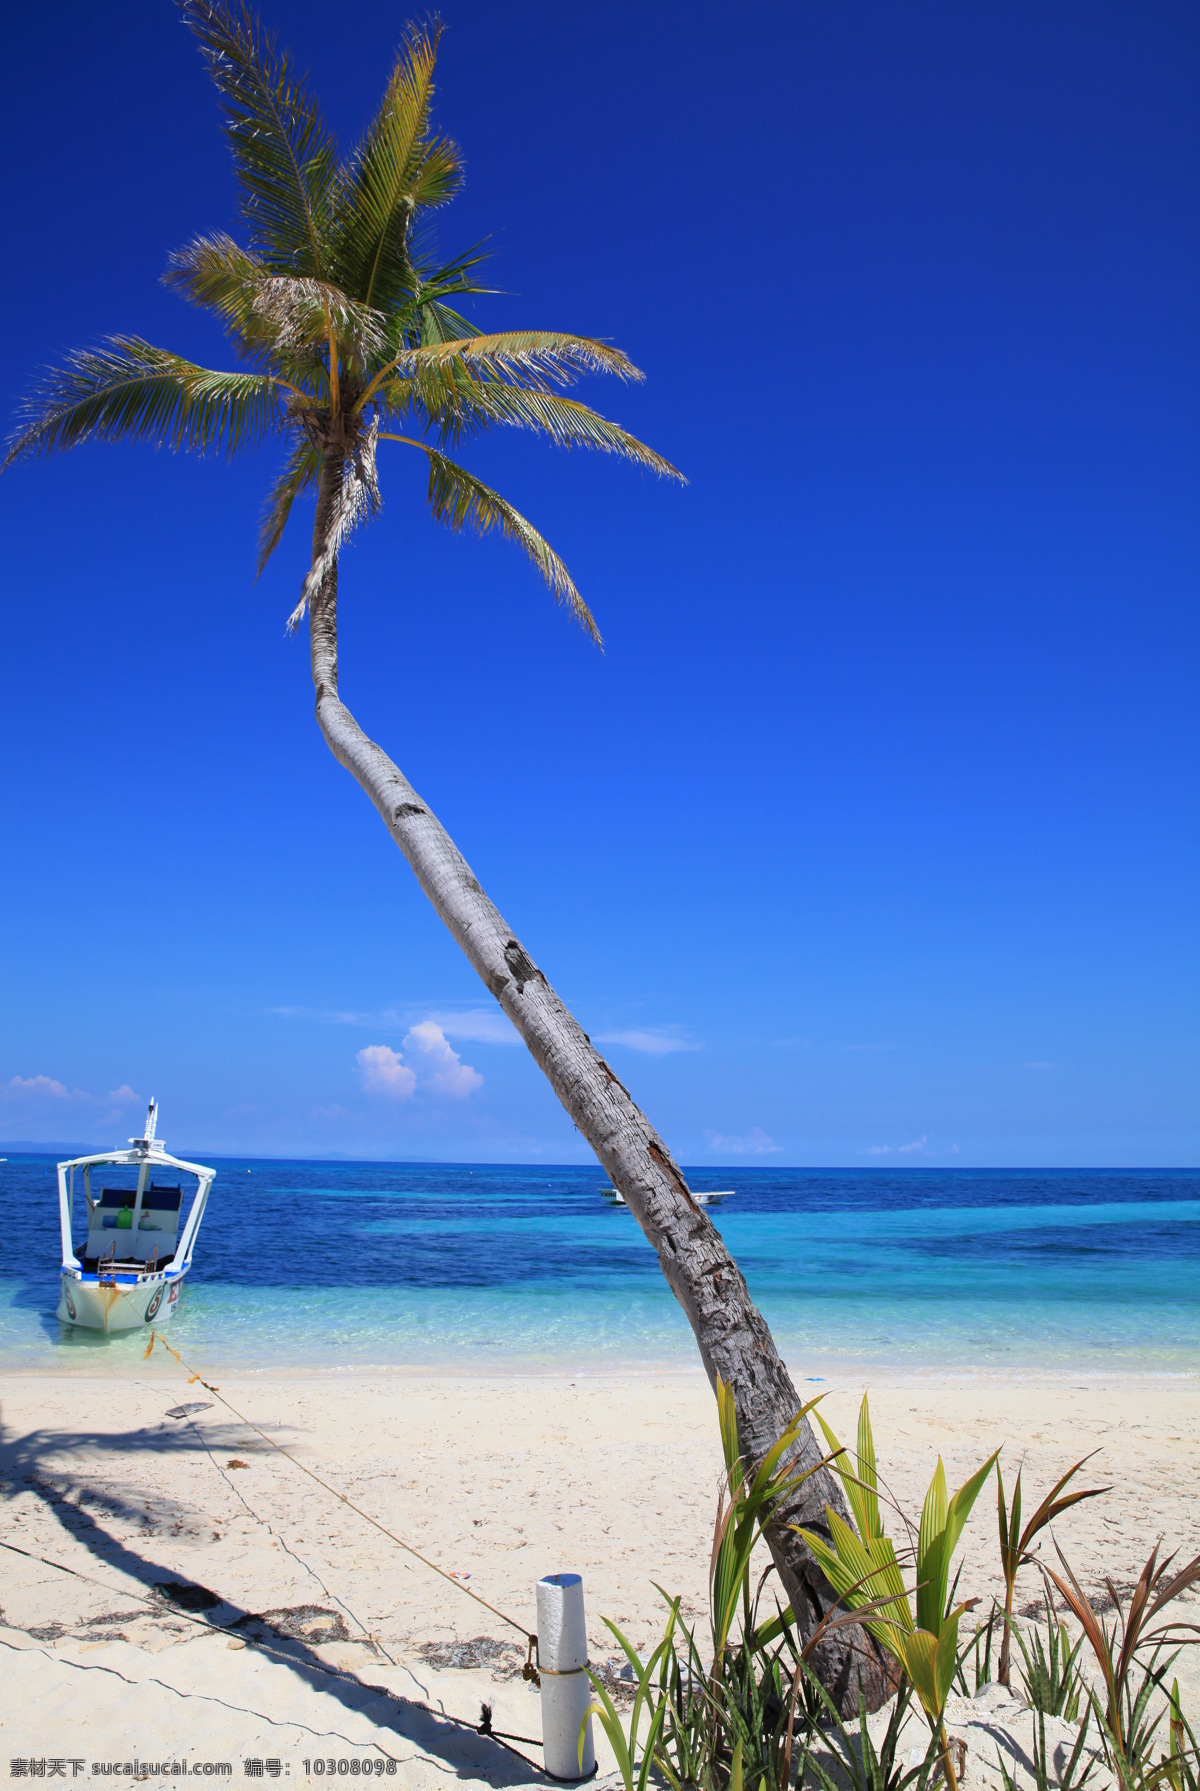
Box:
<box><xmin>1159</xmin><ymin>1679</ymin><xmax>1200</xmax><ymax>1791</ymax></box>
<box><xmin>996</xmin><ymin>1456</ymin><xmax>1107</xmax><ymax>1685</ymax></box>
<box><xmin>582</xmin><ymin>1603</ymin><xmax>676</xmax><ymax>1791</ymax></box>
<box><xmin>647</xmin><ymin>1599</ymin><xmax>711</xmax><ymax>1791</ymax></box>
<box><xmin>792</xmin><ymin>1665</ymin><xmax>939</xmax><ymax>1791</ymax></box>
<box><xmin>710</xmin><ymin>1379</ymin><xmax>817</xmax><ymax>1670</ymax></box>
<box><xmin>996</xmin><ymin>1703</ymin><xmax>1096</xmax><ymax>1791</ymax></box>
<box><xmin>1015</xmin><ymin>1606</ymin><xmax>1086</xmax><ymax>1720</ymax></box>
<box><xmin>955</xmin><ymin>1600</ymin><xmax>1001</xmax><ymax>1696</ymax></box>
<box><xmin>1044</xmin><ymin>1542</ymin><xmax>1200</xmax><ymax>1788</ymax></box>
<box><xmin>795</xmin><ymin>1395</ymin><xmax>999</xmax><ymax>1791</ymax></box>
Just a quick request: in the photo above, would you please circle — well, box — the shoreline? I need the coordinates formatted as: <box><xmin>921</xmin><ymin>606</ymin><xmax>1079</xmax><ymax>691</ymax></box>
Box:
<box><xmin>5</xmin><ymin>1350</ymin><xmax>1198</xmax><ymax>1380</ymax></box>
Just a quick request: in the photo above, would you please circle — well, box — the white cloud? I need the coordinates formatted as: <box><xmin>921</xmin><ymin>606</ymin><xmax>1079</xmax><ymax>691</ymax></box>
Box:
<box><xmin>403</xmin><ymin>1022</ymin><xmax>483</xmax><ymax>1097</ymax></box>
<box><xmin>7</xmin><ymin>1074</ymin><xmax>70</xmax><ymax>1099</ymax></box>
<box><xmin>357</xmin><ymin>1025</ymin><xmax>483</xmax><ymax>1101</ymax></box>
<box><xmin>6</xmin><ymin>1074</ymin><xmax>140</xmax><ymax>1103</ymax></box>
<box><xmin>866</xmin><ymin>1134</ymin><xmax>929</xmax><ymax>1156</ymax></box>
<box><xmin>702</xmin><ymin>1126</ymin><xmax>779</xmax><ymax>1156</ymax></box>
<box><xmin>1</xmin><ymin>1075</ymin><xmax>142</xmax><ymax>1125</ymax></box>
<box><xmin>597</xmin><ymin>1028</ymin><xmax>699</xmax><ymax>1057</ymax></box>
<box><xmin>356</xmin><ymin>1045</ymin><xmax>417</xmax><ymax>1100</ymax></box>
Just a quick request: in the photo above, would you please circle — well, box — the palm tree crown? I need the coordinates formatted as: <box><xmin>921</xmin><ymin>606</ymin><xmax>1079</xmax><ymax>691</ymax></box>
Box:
<box><xmin>5</xmin><ymin>1</ymin><xmax>681</xmax><ymax>643</ymax></box>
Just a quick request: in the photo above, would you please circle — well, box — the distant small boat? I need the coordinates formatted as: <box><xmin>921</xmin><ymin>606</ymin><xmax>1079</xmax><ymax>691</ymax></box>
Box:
<box><xmin>56</xmin><ymin>1100</ymin><xmax>215</xmax><ymax>1334</ymax></box>
<box><xmin>600</xmin><ymin>1183</ymin><xmax>733</xmax><ymax>1208</ymax></box>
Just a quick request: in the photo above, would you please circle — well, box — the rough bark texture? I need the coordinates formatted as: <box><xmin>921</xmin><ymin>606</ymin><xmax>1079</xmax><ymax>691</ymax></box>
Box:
<box><xmin>306</xmin><ymin>460</ymin><xmax>897</xmax><ymax>1713</ymax></box>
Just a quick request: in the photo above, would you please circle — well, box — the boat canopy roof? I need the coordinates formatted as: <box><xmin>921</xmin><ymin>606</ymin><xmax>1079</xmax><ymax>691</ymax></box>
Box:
<box><xmin>57</xmin><ymin>1099</ymin><xmax>214</xmax><ymax>1183</ymax></box>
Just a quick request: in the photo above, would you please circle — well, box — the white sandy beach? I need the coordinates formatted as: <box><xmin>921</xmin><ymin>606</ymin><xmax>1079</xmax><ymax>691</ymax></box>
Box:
<box><xmin>2</xmin><ymin>1365</ymin><xmax>1197</xmax><ymax>1787</ymax></box>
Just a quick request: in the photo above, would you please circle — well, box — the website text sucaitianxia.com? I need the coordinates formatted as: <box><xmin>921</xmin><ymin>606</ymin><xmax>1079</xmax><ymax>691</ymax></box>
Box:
<box><xmin>9</xmin><ymin>1761</ymin><xmax>401</xmax><ymax>1779</ymax></box>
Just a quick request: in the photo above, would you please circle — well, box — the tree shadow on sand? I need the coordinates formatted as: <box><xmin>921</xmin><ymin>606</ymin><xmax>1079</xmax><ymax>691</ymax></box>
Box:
<box><xmin>0</xmin><ymin>1403</ymin><xmax>547</xmax><ymax>1786</ymax></box>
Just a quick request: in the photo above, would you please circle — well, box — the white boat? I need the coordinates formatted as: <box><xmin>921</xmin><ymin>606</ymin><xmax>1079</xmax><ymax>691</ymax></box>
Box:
<box><xmin>56</xmin><ymin>1100</ymin><xmax>215</xmax><ymax>1334</ymax></box>
<box><xmin>600</xmin><ymin>1183</ymin><xmax>733</xmax><ymax>1208</ymax></box>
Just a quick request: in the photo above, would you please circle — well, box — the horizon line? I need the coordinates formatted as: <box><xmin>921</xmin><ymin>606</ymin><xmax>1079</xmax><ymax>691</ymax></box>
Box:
<box><xmin>1</xmin><ymin>1144</ymin><xmax>1196</xmax><ymax>1173</ymax></box>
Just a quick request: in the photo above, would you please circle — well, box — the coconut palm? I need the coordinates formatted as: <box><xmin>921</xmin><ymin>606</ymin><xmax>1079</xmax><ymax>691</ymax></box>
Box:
<box><xmin>5</xmin><ymin>0</ymin><xmax>893</xmax><ymax>1712</ymax></box>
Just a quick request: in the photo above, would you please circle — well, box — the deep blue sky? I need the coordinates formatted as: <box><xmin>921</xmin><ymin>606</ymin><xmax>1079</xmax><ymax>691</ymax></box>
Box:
<box><xmin>1</xmin><ymin>0</ymin><xmax>1196</xmax><ymax>1165</ymax></box>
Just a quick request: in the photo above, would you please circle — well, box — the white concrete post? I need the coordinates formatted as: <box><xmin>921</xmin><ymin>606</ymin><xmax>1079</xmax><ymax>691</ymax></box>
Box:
<box><xmin>537</xmin><ymin>1572</ymin><xmax>596</xmax><ymax>1781</ymax></box>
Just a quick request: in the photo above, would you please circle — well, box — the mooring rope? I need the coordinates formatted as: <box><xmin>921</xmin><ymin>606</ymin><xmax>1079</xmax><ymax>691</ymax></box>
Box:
<box><xmin>142</xmin><ymin>1330</ymin><xmax>540</xmax><ymax>1678</ymax></box>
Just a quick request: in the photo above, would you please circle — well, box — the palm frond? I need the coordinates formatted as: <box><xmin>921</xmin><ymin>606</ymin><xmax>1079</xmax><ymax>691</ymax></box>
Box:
<box><xmin>333</xmin><ymin>24</ymin><xmax>463</xmax><ymax>309</ymax></box>
<box><xmin>164</xmin><ymin>232</ymin><xmax>269</xmax><ymax>343</ymax></box>
<box><xmin>381</xmin><ymin>359</ymin><xmax>488</xmax><ymax>438</ymax></box>
<box><xmin>167</xmin><ymin>235</ymin><xmax>385</xmax><ymax>366</ymax></box>
<box><xmin>446</xmin><ymin>385</ymin><xmax>684</xmax><ymax>476</ymax></box>
<box><xmin>252</xmin><ymin>276</ymin><xmax>386</xmax><ymax>361</ymax></box>
<box><xmin>405</xmin><ymin>136</ymin><xmax>462</xmax><ymax>212</ymax></box>
<box><xmin>418</xmin><ymin>297</ymin><xmax>478</xmax><ymax>345</ymax></box>
<box><xmin>372</xmin><ymin>358</ymin><xmax>681</xmax><ymax>476</ymax></box>
<box><xmin>356</xmin><ymin>328</ymin><xmax>642</xmax><ymax>422</ymax></box>
<box><xmin>4</xmin><ymin>338</ymin><xmax>282</xmax><ymax>466</ymax></box>
<box><xmin>374</xmin><ymin>376</ymin><xmax>418</xmax><ymax>424</ymax></box>
<box><xmin>407</xmin><ymin>242</ymin><xmax>492</xmax><ymax>345</ymax></box>
<box><xmin>258</xmin><ymin>433</ymin><xmax>321</xmax><ymax>573</ymax></box>
<box><xmin>408</xmin><ymin>235</ymin><xmax>491</xmax><ymax>294</ymax></box>
<box><xmin>366</xmin><ymin>249</ymin><xmax>488</xmax><ymax>364</ymax></box>
<box><xmin>398</xmin><ymin>330</ymin><xmax>643</xmax><ymax>386</ymax></box>
<box><xmin>420</xmin><ymin>446</ymin><xmax>599</xmax><ymax>644</ymax></box>
<box><xmin>183</xmin><ymin>0</ymin><xmax>338</xmax><ymax>274</ymax></box>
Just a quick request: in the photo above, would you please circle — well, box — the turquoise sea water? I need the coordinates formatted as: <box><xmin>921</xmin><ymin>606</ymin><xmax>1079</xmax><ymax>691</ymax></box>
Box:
<box><xmin>1</xmin><ymin>1159</ymin><xmax>1196</xmax><ymax>1375</ymax></box>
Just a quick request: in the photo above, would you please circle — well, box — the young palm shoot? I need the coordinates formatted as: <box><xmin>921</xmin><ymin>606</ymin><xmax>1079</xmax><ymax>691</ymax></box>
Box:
<box><xmin>1043</xmin><ymin>1541</ymin><xmax>1200</xmax><ymax>1785</ymax></box>
<box><xmin>996</xmin><ymin>1455</ymin><xmax>1108</xmax><ymax>1686</ymax></box>
<box><xmin>710</xmin><ymin>1379</ymin><xmax>827</xmax><ymax>1673</ymax></box>
<box><xmin>1165</xmin><ymin>1679</ymin><xmax>1200</xmax><ymax>1791</ymax></box>
<box><xmin>795</xmin><ymin>1395</ymin><xmax>999</xmax><ymax>1791</ymax></box>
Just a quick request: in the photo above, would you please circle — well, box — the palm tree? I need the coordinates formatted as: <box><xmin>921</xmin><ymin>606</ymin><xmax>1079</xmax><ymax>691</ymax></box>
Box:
<box><xmin>5</xmin><ymin>0</ymin><xmax>893</xmax><ymax>1713</ymax></box>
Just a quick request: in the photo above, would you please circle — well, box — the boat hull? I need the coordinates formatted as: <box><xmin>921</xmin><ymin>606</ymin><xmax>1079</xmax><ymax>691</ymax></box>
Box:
<box><xmin>600</xmin><ymin>1188</ymin><xmax>733</xmax><ymax>1207</ymax></box>
<box><xmin>57</xmin><ymin>1269</ymin><xmax>186</xmax><ymax>1333</ymax></box>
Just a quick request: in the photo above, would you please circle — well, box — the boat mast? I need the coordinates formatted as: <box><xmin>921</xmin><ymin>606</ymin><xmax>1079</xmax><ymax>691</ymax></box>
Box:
<box><xmin>129</xmin><ymin>1097</ymin><xmax>158</xmax><ymax>1243</ymax></box>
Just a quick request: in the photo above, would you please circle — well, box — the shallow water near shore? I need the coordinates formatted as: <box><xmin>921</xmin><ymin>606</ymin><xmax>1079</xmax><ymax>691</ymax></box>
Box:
<box><xmin>1</xmin><ymin>1159</ymin><xmax>1196</xmax><ymax>1374</ymax></box>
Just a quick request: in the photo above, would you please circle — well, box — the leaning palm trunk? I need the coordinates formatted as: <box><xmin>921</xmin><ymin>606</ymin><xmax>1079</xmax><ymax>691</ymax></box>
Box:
<box><xmin>307</xmin><ymin>460</ymin><xmax>896</xmax><ymax>1714</ymax></box>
